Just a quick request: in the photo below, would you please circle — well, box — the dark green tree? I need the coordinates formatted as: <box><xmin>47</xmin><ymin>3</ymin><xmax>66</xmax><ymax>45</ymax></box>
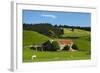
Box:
<box><xmin>52</xmin><ymin>41</ymin><xmax>60</xmax><ymax>51</ymax></box>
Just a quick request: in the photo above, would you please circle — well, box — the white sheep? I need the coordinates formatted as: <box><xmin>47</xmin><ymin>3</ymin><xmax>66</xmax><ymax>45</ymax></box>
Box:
<box><xmin>32</xmin><ymin>55</ymin><xmax>37</xmax><ymax>60</ymax></box>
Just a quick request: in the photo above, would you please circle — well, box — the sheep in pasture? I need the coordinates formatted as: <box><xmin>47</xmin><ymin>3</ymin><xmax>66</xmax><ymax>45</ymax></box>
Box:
<box><xmin>31</xmin><ymin>55</ymin><xmax>37</xmax><ymax>60</ymax></box>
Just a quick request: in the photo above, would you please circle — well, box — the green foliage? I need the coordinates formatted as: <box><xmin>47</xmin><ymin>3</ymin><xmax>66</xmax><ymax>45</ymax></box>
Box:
<box><xmin>30</xmin><ymin>46</ymin><xmax>36</xmax><ymax>50</ymax></box>
<box><xmin>48</xmin><ymin>30</ymin><xmax>57</xmax><ymax>38</ymax></box>
<box><xmin>52</xmin><ymin>41</ymin><xmax>60</xmax><ymax>51</ymax></box>
<box><xmin>72</xmin><ymin>44</ymin><xmax>79</xmax><ymax>50</ymax></box>
<box><xmin>63</xmin><ymin>45</ymin><xmax>70</xmax><ymax>51</ymax></box>
<box><xmin>71</xmin><ymin>27</ymin><xmax>74</xmax><ymax>32</ymax></box>
<box><xmin>23</xmin><ymin>23</ymin><xmax>64</xmax><ymax>37</ymax></box>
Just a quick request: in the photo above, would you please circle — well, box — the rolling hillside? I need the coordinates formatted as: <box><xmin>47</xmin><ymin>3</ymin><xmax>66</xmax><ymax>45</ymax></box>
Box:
<box><xmin>23</xmin><ymin>30</ymin><xmax>50</xmax><ymax>46</ymax></box>
<box><xmin>23</xmin><ymin>28</ymin><xmax>91</xmax><ymax>62</ymax></box>
<box><xmin>61</xmin><ymin>28</ymin><xmax>91</xmax><ymax>51</ymax></box>
<box><xmin>63</xmin><ymin>28</ymin><xmax>90</xmax><ymax>37</ymax></box>
<box><xmin>23</xmin><ymin>23</ymin><xmax>63</xmax><ymax>36</ymax></box>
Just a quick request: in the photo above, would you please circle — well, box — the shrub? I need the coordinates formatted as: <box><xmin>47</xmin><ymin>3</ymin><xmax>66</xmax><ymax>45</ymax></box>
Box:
<box><xmin>48</xmin><ymin>30</ymin><xmax>58</xmax><ymax>38</ymax></box>
<box><xmin>72</xmin><ymin>44</ymin><xmax>79</xmax><ymax>50</ymax></box>
<box><xmin>86</xmin><ymin>51</ymin><xmax>91</xmax><ymax>55</ymax></box>
<box><xmin>30</xmin><ymin>46</ymin><xmax>36</xmax><ymax>50</ymax></box>
<box><xmin>52</xmin><ymin>41</ymin><xmax>60</xmax><ymax>51</ymax></box>
<box><xmin>63</xmin><ymin>45</ymin><xmax>70</xmax><ymax>51</ymax></box>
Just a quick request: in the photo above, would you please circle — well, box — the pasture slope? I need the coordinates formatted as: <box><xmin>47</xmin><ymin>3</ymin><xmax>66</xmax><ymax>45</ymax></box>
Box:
<box><xmin>23</xmin><ymin>30</ymin><xmax>49</xmax><ymax>46</ymax></box>
<box><xmin>63</xmin><ymin>28</ymin><xmax>90</xmax><ymax>51</ymax></box>
<box><xmin>23</xmin><ymin>30</ymin><xmax>49</xmax><ymax>62</ymax></box>
<box><xmin>23</xmin><ymin>28</ymin><xmax>91</xmax><ymax>62</ymax></box>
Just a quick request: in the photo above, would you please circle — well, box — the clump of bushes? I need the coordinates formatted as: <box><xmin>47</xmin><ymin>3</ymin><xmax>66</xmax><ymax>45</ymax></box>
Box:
<box><xmin>52</xmin><ymin>41</ymin><xmax>60</xmax><ymax>51</ymax></box>
<box><xmin>30</xmin><ymin>46</ymin><xmax>36</xmax><ymax>50</ymax></box>
<box><xmin>72</xmin><ymin>44</ymin><xmax>79</xmax><ymax>50</ymax></box>
<box><xmin>48</xmin><ymin>30</ymin><xmax>58</xmax><ymax>38</ymax></box>
<box><xmin>63</xmin><ymin>45</ymin><xmax>70</xmax><ymax>51</ymax></box>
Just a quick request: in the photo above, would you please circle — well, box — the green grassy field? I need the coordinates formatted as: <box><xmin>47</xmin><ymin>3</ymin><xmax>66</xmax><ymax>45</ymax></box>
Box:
<box><xmin>62</xmin><ymin>28</ymin><xmax>91</xmax><ymax>51</ymax></box>
<box><xmin>23</xmin><ymin>30</ymin><xmax>50</xmax><ymax>46</ymax></box>
<box><xmin>23</xmin><ymin>48</ymin><xmax>90</xmax><ymax>62</ymax></box>
<box><xmin>23</xmin><ymin>28</ymin><xmax>91</xmax><ymax>62</ymax></box>
<box><xmin>63</xmin><ymin>28</ymin><xmax>90</xmax><ymax>37</ymax></box>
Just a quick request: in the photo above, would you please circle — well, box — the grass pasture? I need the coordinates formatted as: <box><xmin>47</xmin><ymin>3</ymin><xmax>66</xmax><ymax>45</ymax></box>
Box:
<box><xmin>23</xmin><ymin>30</ymin><xmax>50</xmax><ymax>46</ymax></box>
<box><xmin>23</xmin><ymin>48</ymin><xmax>90</xmax><ymax>62</ymax></box>
<box><xmin>61</xmin><ymin>28</ymin><xmax>91</xmax><ymax>51</ymax></box>
<box><xmin>23</xmin><ymin>28</ymin><xmax>91</xmax><ymax>62</ymax></box>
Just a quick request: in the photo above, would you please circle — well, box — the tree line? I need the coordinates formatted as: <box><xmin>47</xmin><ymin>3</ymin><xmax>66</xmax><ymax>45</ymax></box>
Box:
<box><xmin>23</xmin><ymin>23</ymin><xmax>91</xmax><ymax>38</ymax></box>
<box><xmin>23</xmin><ymin>23</ymin><xmax>64</xmax><ymax>38</ymax></box>
<box><xmin>54</xmin><ymin>24</ymin><xmax>91</xmax><ymax>31</ymax></box>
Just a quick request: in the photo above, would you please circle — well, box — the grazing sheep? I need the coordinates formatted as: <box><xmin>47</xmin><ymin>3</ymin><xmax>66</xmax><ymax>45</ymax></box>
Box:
<box><xmin>32</xmin><ymin>55</ymin><xmax>37</xmax><ymax>60</ymax></box>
